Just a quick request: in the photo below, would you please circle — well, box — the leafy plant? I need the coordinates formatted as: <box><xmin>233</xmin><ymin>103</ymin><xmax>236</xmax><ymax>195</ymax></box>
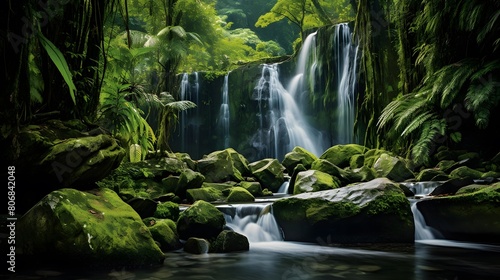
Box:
<box><xmin>98</xmin><ymin>81</ymin><xmax>157</xmax><ymax>160</ymax></box>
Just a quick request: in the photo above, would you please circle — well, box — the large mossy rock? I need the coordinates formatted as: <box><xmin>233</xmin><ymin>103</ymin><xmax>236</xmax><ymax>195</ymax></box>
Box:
<box><xmin>273</xmin><ymin>178</ymin><xmax>414</xmax><ymax>243</ymax></box>
<box><xmin>449</xmin><ymin>166</ymin><xmax>484</xmax><ymax>180</ymax></box>
<box><xmin>293</xmin><ymin>170</ymin><xmax>341</xmax><ymax>194</ymax></box>
<box><xmin>248</xmin><ymin>158</ymin><xmax>285</xmax><ymax>192</ymax></box>
<box><xmin>282</xmin><ymin>146</ymin><xmax>318</xmax><ymax>174</ymax></box>
<box><xmin>177</xmin><ymin>200</ymin><xmax>225</xmax><ymax>240</ymax></box>
<box><xmin>197</xmin><ymin>149</ymin><xmax>246</xmax><ymax>183</ymax></box>
<box><xmin>18</xmin><ymin>188</ymin><xmax>165</xmax><ymax>267</ymax></box>
<box><xmin>210</xmin><ymin>230</ymin><xmax>250</xmax><ymax>253</ymax></box>
<box><xmin>12</xmin><ymin>120</ymin><xmax>126</xmax><ymax>212</ymax></box>
<box><xmin>226</xmin><ymin>186</ymin><xmax>255</xmax><ymax>202</ymax></box>
<box><xmin>97</xmin><ymin>157</ymin><xmax>188</xmax><ymax>201</ymax></box>
<box><xmin>373</xmin><ymin>153</ymin><xmax>414</xmax><ymax>182</ymax></box>
<box><xmin>186</xmin><ymin>185</ymin><xmax>225</xmax><ymax>203</ymax></box>
<box><xmin>319</xmin><ymin>144</ymin><xmax>366</xmax><ymax>168</ymax></box>
<box><xmin>417</xmin><ymin>183</ymin><xmax>500</xmax><ymax>243</ymax></box>
<box><xmin>145</xmin><ymin>218</ymin><xmax>182</xmax><ymax>251</ymax></box>
<box><xmin>175</xmin><ymin>169</ymin><xmax>205</xmax><ymax>198</ymax></box>
<box><xmin>183</xmin><ymin>237</ymin><xmax>210</xmax><ymax>254</ymax></box>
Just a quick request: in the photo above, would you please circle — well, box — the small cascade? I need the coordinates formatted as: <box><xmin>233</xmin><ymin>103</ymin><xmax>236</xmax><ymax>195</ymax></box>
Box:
<box><xmin>333</xmin><ymin>23</ymin><xmax>359</xmax><ymax>144</ymax></box>
<box><xmin>218</xmin><ymin>74</ymin><xmax>230</xmax><ymax>148</ymax></box>
<box><xmin>218</xmin><ymin>203</ymin><xmax>283</xmax><ymax>243</ymax></box>
<box><xmin>277</xmin><ymin>181</ymin><xmax>290</xmax><ymax>194</ymax></box>
<box><xmin>403</xmin><ymin>182</ymin><xmax>443</xmax><ymax>240</ymax></box>
<box><xmin>252</xmin><ymin>64</ymin><xmax>325</xmax><ymax>160</ymax></box>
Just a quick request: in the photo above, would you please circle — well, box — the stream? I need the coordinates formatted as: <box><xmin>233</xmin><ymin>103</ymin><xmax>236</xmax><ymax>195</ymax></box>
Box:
<box><xmin>6</xmin><ymin>182</ymin><xmax>500</xmax><ymax>280</ymax></box>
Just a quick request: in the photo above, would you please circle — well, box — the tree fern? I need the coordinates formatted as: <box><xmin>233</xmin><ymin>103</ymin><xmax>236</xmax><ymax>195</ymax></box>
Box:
<box><xmin>411</xmin><ymin>118</ymin><xmax>446</xmax><ymax>166</ymax></box>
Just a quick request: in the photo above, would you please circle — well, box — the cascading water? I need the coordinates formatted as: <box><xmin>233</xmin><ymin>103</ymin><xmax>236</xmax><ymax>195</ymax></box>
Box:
<box><xmin>218</xmin><ymin>74</ymin><xmax>230</xmax><ymax>148</ymax></box>
<box><xmin>287</xmin><ymin>31</ymin><xmax>318</xmax><ymax>106</ymax></box>
<box><xmin>218</xmin><ymin>203</ymin><xmax>283</xmax><ymax>243</ymax></box>
<box><xmin>252</xmin><ymin>64</ymin><xmax>326</xmax><ymax>160</ymax></box>
<box><xmin>179</xmin><ymin>72</ymin><xmax>201</xmax><ymax>156</ymax></box>
<box><xmin>334</xmin><ymin>23</ymin><xmax>359</xmax><ymax>144</ymax></box>
<box><xmin>402</xmin><ymin>182</ymin><xmax>443</xmax><ymax>240</ymax></box>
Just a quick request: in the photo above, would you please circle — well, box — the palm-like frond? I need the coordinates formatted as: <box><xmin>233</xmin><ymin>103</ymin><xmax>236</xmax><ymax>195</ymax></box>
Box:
<box><xmin>411</xmin><ymin>118</ymin><xmax>446</xmax><ymax>166</ymax></box>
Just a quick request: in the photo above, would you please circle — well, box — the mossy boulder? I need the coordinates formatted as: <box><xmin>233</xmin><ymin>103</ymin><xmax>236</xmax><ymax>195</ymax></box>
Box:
<box><xmin>226</xmin><ymin>187</ymin><xmax>255</xmax><ymax>202</ymax></box>
<box><xmin>183</xmin><ymin>237</ymin><xmax>210</xmax><ymax>254</ymax></box>
<box><xmin>319</xmin><ymin>144</ymin><xmax>367</xmax><ymax>168</ymax></box>
<box><xmin>13</xmin><ymin>120</ymin><xmax>126</xmax><ymax>212</ymax></box>
<box><xmin>18</xmin><ymin>188</ymin><xmax>165</xmax><ymax>267</ymax></box>
<box><xmin>416</xmin><ymin>168</ymin><xmax>447</xmax><ymax>181</ymax></box>
<box><xmin>154</xmin><ymin>201</ymin><xmax>180</xmax><ymax>220</ymax></box>
<box><xmin>248</xmin><ymin>158</ymin><xmax>285</xmax><ymax>192</ymax></box>
<box><xmin>210</xmin><ymin>230</ymin><xmax>250</xmax><ymax>253</ymax></box>
<box><xmin>373</xmin><ymin>153</ymin><xmax>414</xmax><ymax>182</ymax></box>
<box><xmin>197</xmin><ymin>149</ymin><xmax>245</xmax><ymax>183</ymax></box>
<box><xmin>273</xmin><ymin>178</ymin><xmax>414</xmax><ymax>243</ymax></box>
<box><xmin>417</xmin><ymin>183</ymin><xmax>500</xmax><ymax>243</ymax></box>
<box><xmin>226</xmin><ymin>148</ymin><xmax>252</xmax><ymax>177</ymax></box>
<box><xmin>239</xmin><ymin>181</ymin><xmax>263</xmax><ymax>197</ymax></box>
<box><xmin>282</xmin><ymin>146</ymin><xmax>318</xmax><ymax>174</ymax></box>
<box><xmin>175</xmin><ymin>169</ymin><xmax>205</xmax><ymax>198</ymax></box>
<box><xmin>349</xmin><ymin>154</ymin><xmax>365</xmax><ymax>169</ymax></box>
<box><xmin>293</xmin><ymin>170</ymin><xmax>341</xmax><ymax>194</ymax></box>
<box><xmin>186</xmin><ymin>186</ymin><xmax>224</xmax><ymax>203</ymax></box>
<box><xmin>145</xmin><ymin>219</ymin><xmax>182</xmax><ymax>251</ymax></box>
<box><xmin>177</xmin><ymin>200</ymin><xmax>225</xmax><ymax>240</ymax></box>
<box><xmin>161</xmin><ymin>176</ymin><xmax>180</xmax><ymax>194</ymax></box>
<box><xmin>449</xmin><ymin>166</ymin><xmax>484</xmax><ymax>180</ymax></box>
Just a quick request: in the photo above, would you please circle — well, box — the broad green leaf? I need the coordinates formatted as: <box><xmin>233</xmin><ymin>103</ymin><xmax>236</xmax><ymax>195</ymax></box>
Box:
<box><xmin>37</xmin><ymin>32</ymin><xmax>77</xmax><ymax>105</ymax></box>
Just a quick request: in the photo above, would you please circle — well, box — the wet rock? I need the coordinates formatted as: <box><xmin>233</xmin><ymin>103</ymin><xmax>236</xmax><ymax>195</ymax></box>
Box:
<box><xmin>18</xmin><ymin>188</ymin><xmax>165</xmax><ymax>267</ymax></box>
<box><xmin>319</xmin><ymin>144</ymin><xmax>367</xmax><ymax>168</ymax></box>
<box><xmin>282</xmin><ymin>146</ymin><xmax>318</xmax><ymax>174</ymax></box>
<box><xmin>429</xmin><ymin>178</ymin><xmax>474</xmax><ymax>196</ymax></box>
<box><xmin>248</xmin><ymin>158</ymin><xmax>286</xmax><ymax>192</ymax></box>
<box><xmin>226</xmin><ymin>187</ymin><xmax>255</xmax><ymax>202</ymax></box>
<box><xmin>146</xmin><ymin>219</ymin><xmax>182</xmax><ymax>251</ymax></box>
<box><xmin>184</xmin><ymin>237</ymin><xmax>210</xmax><ymax>254</ymax></box>
<box><xmin>210</xmin><ymin>230</ymin><xmax>249</xmax><ymax>253</ymax></box>
<box><xmin>186</xmin><ymin>186</ymin><xmax>224</xmax><ymax>203</ymax></box>
<box><xmin>293</xmin><ymin>170</ymin><xmax>341</xmax><ymax>194</ymax></box>
<box><xmin>154</xmin><ymin>201</ymin><xmax>180</xmax><ymax>220</ymax></box>
<box><xmin>417</xmin><ymin>183</ymin><xmax>500</xmax><ymax>243</ymax></box>
<box><xmin>373</xmin><ymin>153</ymin><xmax>414</xmax><ymax>182</ymax></box>
<box><xmin>197</xmin><ymin>149</ymin><xmax>246</xmax><ymax>183</ymax></box>
<box><xmin>177</xmin><ymin>200</ymin><xmax>225</xmax><ymax>240</ymax></box>
<box><xmin>239</xmin><ymin>181</ymin><xmax>263</xmax><ymax>197</ymax></box>
<box><xmin>273</xmin><ymin>178</ymin><xmax>414</xmax><ymax>243</ymax></box>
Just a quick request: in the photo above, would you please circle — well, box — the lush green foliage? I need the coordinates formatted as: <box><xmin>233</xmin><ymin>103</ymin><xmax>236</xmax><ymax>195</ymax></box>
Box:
<box><xmin>378</xmin><ymin>0</ymin><xmax>500</xmax><ymax>165</ymax></box>
<box><xmin>256</xmin><ymin>0</ymin><xmax>355</xmax><ymax>36</ymax></box>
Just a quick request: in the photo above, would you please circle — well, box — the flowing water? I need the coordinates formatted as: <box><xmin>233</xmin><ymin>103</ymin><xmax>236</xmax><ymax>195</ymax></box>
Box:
<box><xmin>334</xmin><ymin>23</ymin><xmax>359</xmax><ymax>144</ymax></box>
<box><xmin>252</xmin><ymin>64</ymin><xmax>326</xmax><ymax>160</ymax></box>
<box><xmin>219</xmin><ymin>74</ymin><xmax>230</xmax><ymax>148</ymax></box>
<box><xmin>179</xmin><ymin>72</ymin><xmax>201</xmax><ymax>157</ymax></box>
<box><xmin>7</xmin><ymin>183</ymin><xmax>500</xmax><ymax>279</ymax></box>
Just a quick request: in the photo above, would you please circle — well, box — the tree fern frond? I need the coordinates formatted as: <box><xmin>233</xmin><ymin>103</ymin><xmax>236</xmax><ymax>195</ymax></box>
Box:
<box><xmin>411</xmin><ymin>118</ymin><xmax>446</xmax><ymax>165</ymax></box>
<box><xmin>401</xmin><ymin>112</ymin><xmax>436</xmax><ymax>137</ymax></box>
<box><xmin>440</xmin><ymin>59</ymin><xmax>478</xmax><ymax>108</ymax></box>
<box><xmin>394</xmin><ymin>97</ymin><xmax>428</xmax><ymax>132</ymax></box>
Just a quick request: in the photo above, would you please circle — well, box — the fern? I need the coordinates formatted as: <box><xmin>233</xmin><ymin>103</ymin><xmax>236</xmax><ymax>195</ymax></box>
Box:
<box><xmin>411</xmin><ymin>118</ymin><xmax>446</xmax><ymax>166</ymax></box>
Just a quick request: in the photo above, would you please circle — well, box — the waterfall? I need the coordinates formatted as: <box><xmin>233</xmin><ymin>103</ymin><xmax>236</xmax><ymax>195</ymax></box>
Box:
<box><xmin>179</xmin><ymin>72</ymin><xmax>201</xmax><ymax>157</ymax></box>
<box><xmin>252</xmin><ymin>64</ymin><xmax>325</xmax><ymax>160</ymax></box>
<box><xmin>403</xmin><ymin>182</ymin><xmax>443</xmax><ymax>240</ymax></box>
<box><xmin>288</xmin><ymin>31</ymin><xmax>318</xmax><ymax>104</ymax></box>
<box><xmin>334</xmin><ymin>23</ymin><xmax>359</xmax><ymax>144</ymax></box>
<box><xmin>218</xmin><ymin>203</ymin><xmax>283</xmax><ymax>243</ymax></box>
<box><xmin>219</xmin><ymin>74</ymin><xmax>230</xmax><ymax>148</ymax></box>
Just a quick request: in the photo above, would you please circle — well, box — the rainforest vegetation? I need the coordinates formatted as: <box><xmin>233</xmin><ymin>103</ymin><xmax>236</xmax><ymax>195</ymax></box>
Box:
<box><xmin>1</xmin><ymin>0</ymin><xmax>499</xmax><ymax>166</ymax></box>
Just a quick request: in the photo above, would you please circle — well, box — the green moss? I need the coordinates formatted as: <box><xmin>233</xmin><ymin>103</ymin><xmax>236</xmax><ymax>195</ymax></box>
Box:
<box><xmin>18</xmin><ymin>188</ymin><xmax>165</xmax><ymax>266</ymax></box>
<box><xmin>306</xmin><ymin>201</ymin><xmax>360</xmax><ymax>225</ymax></box>
<box><xmin>186</xmin><ymin>187</ymin><xmax>224</xmax><ymax>202</ymax></box>
<box><xmin>362</xmin><ymin>189</ymin><xmax>412</xmax><ymax>225</ymax></box>
<box><xmin>226</xmin><ymin>187</ymin><xmax>255</xmax><ymax>202</ymax></box>
<box><xmin>154</xmin><ymin>202</ymin><xmax>180</xmax><ymax>220</ymax></box>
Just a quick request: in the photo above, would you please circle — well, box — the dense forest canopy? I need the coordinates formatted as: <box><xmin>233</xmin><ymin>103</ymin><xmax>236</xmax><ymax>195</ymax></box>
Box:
<box><xmin>1</xmin><ymin>0</ymin><xmax>499</xmax><ymax>165</ymax></box>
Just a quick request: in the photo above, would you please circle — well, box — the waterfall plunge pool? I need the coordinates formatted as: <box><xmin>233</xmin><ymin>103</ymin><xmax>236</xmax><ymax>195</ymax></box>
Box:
<box><xmin>7</xmin><ymin>240</ymin><xmax>500</xmax><ymax>279</ymax></box>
